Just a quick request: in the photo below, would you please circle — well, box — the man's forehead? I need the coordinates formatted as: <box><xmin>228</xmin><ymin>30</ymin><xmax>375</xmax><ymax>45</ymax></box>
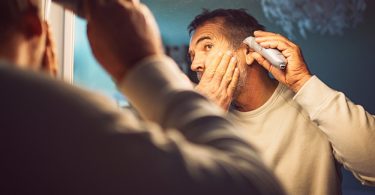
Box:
<box><xmin>190</xmin><ymin>32</ymin><xmax>211</xmax><ymax>44</ymax></box>
<box><xmin>190</xmin><ymin>24</ymin><xmax>221</xmax><ymax>43</ymax></box>
<box><xmin>191</xmin><ymin>26</ymin><xmax>229</xmax><ymax>49</ymax></box>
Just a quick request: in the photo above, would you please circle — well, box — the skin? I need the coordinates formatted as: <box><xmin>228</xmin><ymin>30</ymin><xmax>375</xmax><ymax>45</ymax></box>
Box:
<box><xmin>252</xmin><ymin>31</ymin><xmax>312</xmax><ymax>93</ymax></box>
<box><xmin>0</xmin><ymin>6</ymin><xmax>57</xmax><ymax>77</ymax></box>
<box><xmin>1</xmin><ymin>0</ymin><xmax>159</xmax><ymax>81</ymax></box>
<box><xmin>84</xmin><ymin>0</ymin><xmax>163</xmax><ymax>82</ymax></box>
<box><xmin>41</xmin><ymin>23</ymin><xmax>58</xmax><ymax>77</ymax></box>
<box><xmin>189</xmin><ymin>21</ymin><xmax>279</xmax><ymax>111</ymax></box>
<box><xmin>189</xmin><ymin>21</ymin><xmax>244</xmax><ymax>110</ymax></box>
<box><xmin>189</xmin><ymin>20</ymin><xmax>312</xmax><ymax>112</ymax></box>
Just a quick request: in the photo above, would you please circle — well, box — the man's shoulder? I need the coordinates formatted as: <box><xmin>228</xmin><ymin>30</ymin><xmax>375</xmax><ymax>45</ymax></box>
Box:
<box><xmin>271</xmin><ymin>83</ymin><xmax>315</xmax><ymax>122</ymax></box>
<box><xmin>0</xmin><ymin>64</ymin><xmax>119</xmax><ymax>120</ymax></box>
<box><xmin>0</xmin><ymin>64</ymin><xmax>144</xmax><ymax>135</ymax></box>
<box><xmin>0</xmin><ymin>64</ymin><xmax>90</xmax><ymax>101</ymax></box>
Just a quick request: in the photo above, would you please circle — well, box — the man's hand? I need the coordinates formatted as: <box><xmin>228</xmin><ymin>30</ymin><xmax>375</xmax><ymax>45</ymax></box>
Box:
<box><xmin>195</xmin><ymin>51</ymin><xmax>239</xmax><ymax>110</ymax></box>
<box><xmin>41</xmin><ymin>22</ymin><xmax>58</xmax><ymax>77</ymax></box>
<box><xmin>252</xmin><ymin>31</ymin><xmax>312</xmax><ymax>92</ymax></box>
<box><xmin>84</xmin><ymin>0</ymin><xmax>163</xmax><ymax>82</ymax></box>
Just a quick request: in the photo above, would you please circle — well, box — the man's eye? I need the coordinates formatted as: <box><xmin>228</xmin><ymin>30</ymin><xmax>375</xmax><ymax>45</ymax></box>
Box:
<box><xmin>204</xmin><ymin>44</ymin><xmax>213</xmax><ymax>51</ymax></box>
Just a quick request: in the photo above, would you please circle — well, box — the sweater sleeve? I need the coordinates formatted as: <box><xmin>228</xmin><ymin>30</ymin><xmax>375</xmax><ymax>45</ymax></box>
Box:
<box><xmin>293</xmin><ymin>75</ymin><xmax>375</xmax><ymax>186</ymax></box>
<box><xmin>115</xmin><ymin>55</ymin><xmax>284</xmax><ymax>195</ymax></box>
<box><xmin>0</xmin><ymin>62</ymin><xmax>284</xmax><ymax>195</ymax></box>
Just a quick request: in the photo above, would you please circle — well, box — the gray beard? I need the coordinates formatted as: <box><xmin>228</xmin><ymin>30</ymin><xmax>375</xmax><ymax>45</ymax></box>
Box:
<box><xmin>232</xmin><ymin>70</ymin><xmax>247</xmax><ymax>100</ymax></box>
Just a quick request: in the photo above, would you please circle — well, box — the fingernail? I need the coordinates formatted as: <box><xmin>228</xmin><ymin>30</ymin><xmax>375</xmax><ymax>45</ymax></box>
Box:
<box><xmin>231</xmin><ymin>56</ymin><xmax>237</xmax><ymax>63</ymax></box>
<box><xmin>226</xmin><ymin>50</ymin><xmax>232</xmax><ymax>56</ymax></box>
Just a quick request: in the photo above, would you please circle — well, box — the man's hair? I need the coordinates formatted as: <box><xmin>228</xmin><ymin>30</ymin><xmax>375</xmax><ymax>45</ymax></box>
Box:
<box><xmin>188</xmin><ymin>9</ymin><xmax>265</xmax><ymax>49</ymax></box>
<box><xmin>0</xmin><ymin>0</ymin><xmax>43</xmax><ymax>38</ymax></box>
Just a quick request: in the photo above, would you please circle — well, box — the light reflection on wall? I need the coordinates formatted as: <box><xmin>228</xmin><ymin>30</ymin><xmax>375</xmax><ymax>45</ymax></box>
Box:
<box><xmin>260</xmin><ymin>0</ymin><xmax>366</xmax><ymax>39</ymax></box>
<box><xmin>73</xmin><ymin>18</ymin><xmax>128</xmax><ymax>108</ymax></box>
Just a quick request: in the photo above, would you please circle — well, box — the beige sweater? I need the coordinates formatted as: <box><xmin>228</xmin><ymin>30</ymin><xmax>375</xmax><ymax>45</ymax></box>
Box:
<box><xmin>230</xmin><ymin>76</ymin><xmax>375</xmax><ymax>195</ymax></box>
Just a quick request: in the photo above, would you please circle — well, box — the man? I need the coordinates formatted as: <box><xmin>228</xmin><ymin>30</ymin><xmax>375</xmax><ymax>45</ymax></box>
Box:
<box><xmin>188</xmin><ymin>9</ymin><xmax>375</xmax><ymax>195</ymax></box>
<box><xmin>0</xmin><ymin>1</ymin><xmax>285</xmax><ymax>195</ymax></box>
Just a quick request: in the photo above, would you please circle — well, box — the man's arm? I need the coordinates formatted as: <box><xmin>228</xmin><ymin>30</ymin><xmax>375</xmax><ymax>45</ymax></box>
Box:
<box><xmin>0</xmin><ymin>63</ymin><xmax>283</xmax><ymax>195</ymax></box>
<box><xmin>253</xmin><ymin>30</ymin><xmax>375</xmax><ymax>185</ymax></box>
<box><xmin>293</xmin><ymin>76</ymin><xmax>375</xmax><ymax>185</ymax></box>
<box><xmin>81</xmin><ymin>1</ymin><xmax>284</xmax><ymax>194</ymax></box>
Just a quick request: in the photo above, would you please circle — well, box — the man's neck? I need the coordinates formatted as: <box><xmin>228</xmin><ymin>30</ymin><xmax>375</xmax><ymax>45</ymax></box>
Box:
<box><xmin>0</xmin><ymin>35</ymin><xmax>36</xmax><ymax>70</ymax></box>
<box><xmin>233</xmin><ymin>66</ymin><xmax>278</xmax><ymax>112</ymax></box>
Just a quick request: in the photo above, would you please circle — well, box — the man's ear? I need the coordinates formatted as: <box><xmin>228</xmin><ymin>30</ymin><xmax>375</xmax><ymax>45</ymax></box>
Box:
<box><xmin>20</xmin><ymin>8</ymin><xmax>43</xmax><ymax>40</ymax></box>
<box><xmin>243</xmin><ymin>45</ymin><xmax>255</xmax><ymax>65</ymax></box>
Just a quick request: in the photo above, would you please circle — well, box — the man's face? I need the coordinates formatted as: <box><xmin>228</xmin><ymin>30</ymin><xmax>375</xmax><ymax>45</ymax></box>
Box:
<box><xmin>188</xmin><ymin>21</ymin><xmax>248</xmax><ymax>96</ymax></box>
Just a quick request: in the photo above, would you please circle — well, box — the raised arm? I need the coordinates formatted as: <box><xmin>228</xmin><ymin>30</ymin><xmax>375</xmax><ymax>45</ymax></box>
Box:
<box><xmin>293</xmin><ymin>76</ymin><xmax>375</xmax><ymax>185</ymax></box>
<box><xmin>253</xmin><ymin>30</ymin><xmax>375</xmax><ymax>185</ymax></box>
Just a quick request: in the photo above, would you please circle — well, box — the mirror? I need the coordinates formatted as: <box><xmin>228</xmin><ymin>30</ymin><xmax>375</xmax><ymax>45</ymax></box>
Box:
<box><xmin>69</xmin><ymin>1</ymin><xmax>375</xmax><ymax>193</ymax></box>
<box><xmin>139</xmin><ymin>0</ymin><xmax>375</xmax><ymax>194</ymax></box>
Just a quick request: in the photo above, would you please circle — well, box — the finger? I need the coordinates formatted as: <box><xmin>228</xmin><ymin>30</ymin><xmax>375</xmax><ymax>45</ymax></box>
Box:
<box><xmin>202</xmin><ymin>51</ymin><xmax>224</xmax><ymax>81</ymax></box>
<box><xmin>45</xmin><ymin>22</ymin><xmax>57</xmax><ymax>63</ymax></box>
<box><xmin>281</xmin><ymin>49</ymin><xmax>294</xmax><ymax>58</ymax></box>
<box><xmin>255</xmin><ymin>36</ymin><xmax>297</xmax><ymax>48</ymax></box>
<box><xmin>47</xmin><ymin>47</ymin><xmax>58</xmax><ymax>76</ymax></box>
<box><xmin>251</xmin><ymin>52</ymin><xmax>272</xmax><ymax>71</ymax></box>
<box><xmin>42</xmin><ymin>45</ymin><xmax>57</xmax><ymax>76</ymax></box>
<box><xmin>121</xmin><ymin>0</ymin><xmax>140</xmax><ymax>4</ymax></box>
<box><xmin>268</xmin><ymin>65</ymin><xmax>285</xmax><ymax>82</ymax></box>
<box><xmin>227</xmin><ymin>67</ymin><xmax>240</xmax><ymax>96</ymax></box>
<box><xmin>251</xmin><ymin>53</ymin><xmax>284</xmax><ymax>81</ymax></box>
<box><xmin>254</xmin><ymin>30</ymin><xmax>279</xmax><ymax>37</ymax></box>
<box><xmin>220</xmin><ymin>56</ymin><xmax>237</xmax><ymax>88</ymax></box>
<box><xmin>41</xmin><ymin>22</ymin><xmax>58</xmax><ymax>76</ymax></box>
<box><xmin>259</xmin><ymin>40</ymin><xmax>291</xmax><ymax>52</ymax></box>
<box><xmin>213</xmin><ymin>51</ymin><xmax>233</xmax><ymax>83</ymax></box>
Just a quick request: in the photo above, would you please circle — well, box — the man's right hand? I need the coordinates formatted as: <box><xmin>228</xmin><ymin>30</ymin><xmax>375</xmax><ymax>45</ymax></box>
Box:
<box><xmin>195</xmin><ymin>51</ymin><xmax>239</xmax><ymax>110</ymax></box>
<box><xmin>84</xmin><ymin>0</ymin><xmax>163</xmax><ymax>82</ymax></box>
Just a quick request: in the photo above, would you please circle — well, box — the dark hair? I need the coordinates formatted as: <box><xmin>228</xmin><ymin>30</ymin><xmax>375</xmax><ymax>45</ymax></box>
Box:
<box><xmin>0</xmin><ymin>1</ymin><xmax>39</xmax><ymax>39</ymax></box>
<box><xmin>188</xmin><ymin>9</ymin><xmax>265</xmax><ymax>49</ymax></box>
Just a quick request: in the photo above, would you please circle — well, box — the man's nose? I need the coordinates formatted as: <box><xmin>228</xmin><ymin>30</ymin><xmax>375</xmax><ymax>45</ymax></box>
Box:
<box><xmin>190</xmin><ymin>58</ymin><xmax>205</xmax><ymax>72</ymax></box>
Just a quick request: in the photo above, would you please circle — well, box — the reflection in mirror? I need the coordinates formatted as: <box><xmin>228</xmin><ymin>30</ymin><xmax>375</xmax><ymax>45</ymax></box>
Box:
<box><xmin>71</xmin><ymin>1</ymin><xmax>375</xmax><ymax>193</ymax></box>
<box><xmin>140</xmin><ymin>0</ymin><xmax>375</xmax><ymax>194</ymax></box>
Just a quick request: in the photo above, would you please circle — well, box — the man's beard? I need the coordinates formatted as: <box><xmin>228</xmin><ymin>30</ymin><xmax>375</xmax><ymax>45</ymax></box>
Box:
<box><xmin>232</xmin><ymin>70</ymin><xmax>247</xmax><ymax>100</ymax></box>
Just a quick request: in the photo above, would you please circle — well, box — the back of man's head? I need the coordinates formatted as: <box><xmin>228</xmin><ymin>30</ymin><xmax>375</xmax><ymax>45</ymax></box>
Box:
<box><xmin>0</xmin><ymin>0</ymin><xmax>44</xmax><ymax>39</ymax></box>
<box><xmin>0</xmin><ymin>0</ymin><xmax>51</xmax><ymax>71</ymax></box>
<box><xmin>188</xmin><ymin>9</ymin><xmax>265</xmax><ymax>49</ymax></box>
